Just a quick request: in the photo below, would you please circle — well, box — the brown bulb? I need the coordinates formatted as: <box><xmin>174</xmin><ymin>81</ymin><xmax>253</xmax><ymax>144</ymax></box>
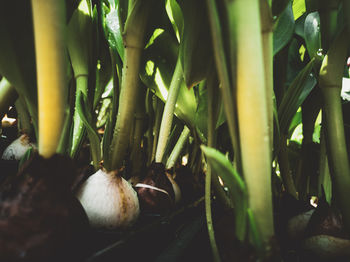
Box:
<box><xmin>135</xmin><ymin>162</ymin><xmax>180</xmax><ymax>215</ymax></box>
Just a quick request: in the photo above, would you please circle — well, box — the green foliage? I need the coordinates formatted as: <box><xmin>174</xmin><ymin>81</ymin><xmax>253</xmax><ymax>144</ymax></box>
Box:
<box><xmin>178</xmin><ymin>0</ymin><xmax>214</xmax><ymax>88</ymax></box>
<box><xmin>201</xmin><ymin>145</ymin><xmax>248</xmax><ymax>242</ymax></box>
<box><xmin>304</xmin><ymin>12</ymin><xmax>322</xmax><ymax>60</ymax></box>
<box><xmin>278</xmin><ymin>58</ymin><xmax>317</xmax><ymax>135</ymax></box>
<box><xmin>273</xmin><ymin>2</ymin><xmax>295</xmax><ymax>55</ymax></box>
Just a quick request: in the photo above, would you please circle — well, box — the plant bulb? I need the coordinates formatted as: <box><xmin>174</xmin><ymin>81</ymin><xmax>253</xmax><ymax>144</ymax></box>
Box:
<box><xmin>76</xmin><ymin>168</ymin><xmax>140</xmax><ymax>229</ymax></box>
<box><xmin>135</xmin><ymin>162</ymin><xmax>181</xmax><ymax>214</ymax></box>
<box><xmin>2</xmin><ymin>134</ymin><xmax>34</xmax><ymax>161</ymax></box>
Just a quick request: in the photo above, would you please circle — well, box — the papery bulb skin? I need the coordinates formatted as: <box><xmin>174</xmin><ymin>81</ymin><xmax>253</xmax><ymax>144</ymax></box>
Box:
<box><xmin>2</xmin><ymin>134</ymin><xmax>34</xmax><ymax>160</ymax></box>
<box><xmin>165</xmin><ymin>171</ymin><xmax>181</xmax><ymax>204</ymax></box>
<box><xmin>76</xmin><ymin>168</ymin><xmax>140</xmax><ymax>229</ymax></box>
<box><xmin>135</xmin><ymin>162</ymin><xmax>181</xmax><ymax>215</ymax></box>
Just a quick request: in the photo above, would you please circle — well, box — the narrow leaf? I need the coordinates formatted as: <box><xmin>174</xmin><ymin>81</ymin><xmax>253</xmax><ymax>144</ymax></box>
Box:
<box><xmin>273</xmin><ymin>2</ymin><xmax>295</xmax><ymax>55</ymax></box>
<box><xmin>201</xmin><ymin>145</ymin><xmax>247</xmax><ymax>241</ymax></box>
<box><xmin>278</xmin><ymin>58</ymin><xmax>316</xmax><ymax>134</ymax></box>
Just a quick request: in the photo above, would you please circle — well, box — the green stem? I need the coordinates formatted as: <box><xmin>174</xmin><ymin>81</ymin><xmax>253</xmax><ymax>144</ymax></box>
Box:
<box><xmin>319</xmin><ymin>29</ymin><xmax>350</xmax><ymax>231</ymax></box>
<box><xmin>206</xmin><ymin>73</ymin><xmax>222</xmax><ymax>262</ymax></box>
<box><xmin>151</xmin><ymin>97</ymin><xmax>163</xmax><ymax>164</ymax></box>
<box><xmin>205</xmin><ymin>164</ymin><xmax>221</xmax><ymax>262</ymax></box>
<box><xmin>260</xmin><ymin>0</ymin><xmax>274</xmax><ymax>154</ymax></box>
<box><xmin>0</xmin><ymin>77</ymin><xmax>17</xmax><ymax>118</ymax></box>
<box><xmin>109</xmin><ymin>1</ymin><xmax>152</xmax><ymax>171</ymax></box>
<box><xmin>130</xmin><ymin>85</ymin><xmax>146</xmax><ymax>176</ymax></box>
<box><xmin>230</xmin><ymin>0</ymin><xmax>274</xmax><ymax>247</ymax></box>
<box><xmin>278</xmin><ymin>134</ymin><xmax>298</xmax><ymax>199</ymax></box>
<box><xmin>319</xmin><ymin>121</ymin><xmax>332</xmax><ymax>203</ymax></box>
<box><xmin>15</xmin><ymin>97</ymin><xmax>32</xmax><ymax>136</ymax></box>
<box><xmin>145</xmin><ymin>89</ymin><xmax>154</xmax><ymax>165</ymax></box>
<box><xmin>109</xmin><ymin>50</ymin><xmax>142</xmax><ymax>170</ymax></box>
<box><xmin>166</xmin><ymin>125</ymin><xmax>190</xmax><ymax>169</ymax></box>
<box><xmin>57</xmin><ymin>107</ymin><xmax>72</xmax><ymax>155</ymax></box>
<box><xmin>318</xmin><ymin>0</ymin><xmax>340</xmax><ymax>51</ymax></box>
<box><xmin>322</xmin><ymin>87</ymin><xmax>350</xmax><ymax>231</ymax></box>
<box><xmin>206</xmin><ymin>0</ymin><xmax>241</xmax><ymax>171</ymax></box>
<box><xmin>155</xmin><ymin>58</ymin><xmax>183</xmax><ymax>163</ymax></box>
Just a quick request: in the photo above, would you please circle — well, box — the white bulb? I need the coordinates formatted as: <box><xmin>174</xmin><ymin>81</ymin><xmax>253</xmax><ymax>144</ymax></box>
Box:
<box><xmin>2</xmin><ymin>134</ymin><xmax>33</xmax><ymax>161</ymax></box>
<box><xmin>76</xmin><ymin>169</ymin><xmax>140</xmax><ymax>229</ymax></box>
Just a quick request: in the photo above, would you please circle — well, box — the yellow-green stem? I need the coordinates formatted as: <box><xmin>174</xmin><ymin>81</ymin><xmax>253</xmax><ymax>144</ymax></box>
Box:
<box><xmin>231</xmin><ymin>0</ymin><xmax>274</xmax><ymax>247</ymax></box>
<box><xmin>31</xmin><ymin>0</ymin><xmax>66</xmax><ymax>158</ymax></box>
<box><xmin>15</xmin><ymin>97</ymin><xmax>32</xmax><ymax>135</ymax></box>
<box><xmin>155</xmin><ymin>58</ymin><xmax>183</xmax><ymax>163</ymax></box>
<box><xmin>151</xmin><ymin>97</ymin><xmax>163</xmax><ymax>164</ymax></box>
<box><xmin>109</xmin><ymin>0</ymin><xmax>152</xmax><ymax>171</ymax></box>
<box><xmin>321</xmin><ymin>87</ymin><xmax>350</xmax><ymax>231</ymax></box>
<box><xmin>109</xmin><ymin>49</ymin><xmax>143</xmax><ymax>170</ymax></box>
<box><xmin>319</xmin><ymin>29</ymin><xmax>350</xmax><ymax>232</ymax></box>
<box><xmin>206</xmin><ymin>72</ymin><xmax>222</xmax><ymax>262</ymax></box>
<box><xmin>260</xmin><ymin>0</ymin><xmax>274</xmax><ymax>153</ymax></box>
<box><xmin>166</xmin><ymin>125</ymin><xmax>190</xmax><ymax>169</ymax></box>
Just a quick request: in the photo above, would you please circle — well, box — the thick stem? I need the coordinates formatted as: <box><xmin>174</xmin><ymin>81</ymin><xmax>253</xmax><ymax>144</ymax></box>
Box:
<box><xmin>130</xmin><ymin>85</ymin><xmax>146</xmax><ymax>176</ymax></box>
<box><xmin>0</xmin><ymin>77</ymin><xmax>17</xmax><ymax>119</ymax></box>
<box><xmin>15</xmin><ymin>97</ymin><xmax>32</xmax><ymax>136</ymax></box>
<box><xmin>318</xmin><ymin>0</ymin><xmax>340</xmax><ymax>51</ymax></box>
<box><xmin>322</xmin><ymin>87</ymin><xmax>350</xmax><ymax>232</ymax></box>
<box><xmin>31</xmin><ymin>0</ymin><xmax>66</xmax><ymax>158</ymax></box>
<box><xmin>166</xmin><ymin>125</ymin><xmax>190</xmax><ymax>169</ymax></box>
<box><xmin>319</xmin><ymin>29</ymin><xmax>349</xmax><ymax>231</ymax></box>
<box><xmin>108</xmin><ymin>0</ymin><xmax>152</xmax><ymax>170</ymax></box>
<box><xmin>260</xmin><ymin>0</ymin><xmax>274</xmax><ymax>154</ymax></box>
<box><xmin>109</xmin><ymin>48</ymin><xmax>143</xmax><ymax>170</ymax></box>
<box><xmin>155</xmin><ymin>58</ymin><xmax>183</xmax><ymax>163</ymax></box>
<box><xmin>231</xmin><ymin>0</ymin><xmax>274</xmax><ymax>246</ymax></box>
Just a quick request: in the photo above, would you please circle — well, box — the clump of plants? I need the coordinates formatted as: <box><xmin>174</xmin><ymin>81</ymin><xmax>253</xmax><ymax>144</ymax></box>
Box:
<box><xmin>0</xmin><ymin>0</ymin><xmax>350</xmax><ymax>261</ymax></box>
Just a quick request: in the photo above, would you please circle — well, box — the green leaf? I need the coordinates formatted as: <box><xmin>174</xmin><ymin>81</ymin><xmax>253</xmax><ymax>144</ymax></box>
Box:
<box><xmin>278</xmin><ymin>58</ymin><xmax>317</xmax><ymax>135</ymax></box>
<box><xmin>0</xmin><ymin>1</ymin><xmax>38</xmax><ymax>130</ymax></box>
<box><xmin>76</xmin><ymin>91</ymin><xmax>102</xmax><ymax>170</ymax></box>
<box><xmin>288</xmin><ymin>108</ymin><xmax>302</xmax><ymax>137</ymax></box>
<box><xmin>294</xmin><ymin>13</ymin><xmax>306</xmax><ymax>38</ymax></box>
<box><xmin>304</xmin><ymin>12</ymin><xmax>322</xmax><ymax>59</ymax></box>
<box><xmin>286</xmin><ymin>38</ymin><xmax>306</xmax><ymax>86</ymax></box>
<box><xmin>67</xmin><ymin>0</ymin><xmax>94</xmax><ymax>76</ymax></box>
<box><xmin>272</xmin><ymin>0</ymin><xmax>290</xmax><ymax>17</ymax></box>
<box><xmin>194</xmin><ymin>83</ymin><xmax>208</xmax><ymax>141</ymax></box>
<box><xmin>166</xmin><ymin>0</ymin><xmax>183</xmax><ymax>41</ymax></box>
<box><xmin>292</xmin><ymin>0</ymin><xmax>306</xmax><ymax>20</ymax></box>
<box><xmin>18</xmin><ymin>147</ymin><xmax>35</xmax><ymax>170</ymax></box>
<box><xmin>103</xmin><ymin>3</ymin><xmax>125</xmax><ymax>61</ymax></box>
<box><xmin>140</xmin><ymin>31</ymin><xmax>197</xmax><ymax>127</ymax></box>
<box><xmin>273</xmin><ymin>2</ymin><xmax>295</xmax><ymax>56</ymax></box>
<box><xmin>201</xmin><ymin>145</ymin><xmax>247</xmax><ymax>241</ymax></box>
<box><xmin>178</xmin><ymin>0</ymin><xmax>214</xmax><ymax>88</ymax></box>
